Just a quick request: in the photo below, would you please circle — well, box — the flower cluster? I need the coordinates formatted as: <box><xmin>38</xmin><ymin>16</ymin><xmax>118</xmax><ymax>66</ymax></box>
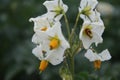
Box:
<box><xmin>29</xmin><ymin>0</ymin><xmax>70</xmax><ymax>72</ymax></box>
<box><xmin>79</xmin><ymin>0</ymin><xmax>111</xmax><ymax>69</ymax></box>
<box><xmin>29</xmin><ymin>0</ymin><xmax>111</xmax><ymax>75</ymax></box>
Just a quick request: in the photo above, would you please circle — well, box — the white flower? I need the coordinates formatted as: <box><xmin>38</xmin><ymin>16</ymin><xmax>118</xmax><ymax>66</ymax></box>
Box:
<box><xmin>84</xmin><ymin>49</ymin><xmax>111</xmax><ymax>69</ymax></box>
<box><xmin>85</xmin><ymin>49</ymin><xmax>111</xmax><ymax>61</ymax></box>
<box><xmin>32</xmin><ymin>44</ymin><xmax>66</xmax><ymax>71</ymax></box>
<box><xmin>29</xmin><ymin>13</ymin><xmax>57</xmax><ymax>44</ymax></box>
<box><xmin>79</xmin><ymin>0</ymin><xmax>98</xmax><ymax>21</ymax></box>
<box><xmin>83</xmin><ymin>10</ymin><xmax>104</xmax><ymax>23</ymax></box>
<box><xmin>32</xmin><ymin>28</ymin><xmax>69</xmax><ymax>70</ymax></box>
<box><xmin>44</xmin><ymin>21</ymin><xmax>70</xmax><ymax>50</ymax></box>
<box><xmin>43</xmin><ymin>0</ymin><xmax>68</xmax><ymax>21</ymax></box>
<box><xmin>32</xmin><ymin>21</ymin><xmax>70</xmax><ymax>50</ymax></box>
<box><xmin>32</xmin><ymin>21</ymin><xmax>70</xmax><ymax>71</ymax></box>
<box><xmin>32</xmin><ymin>44</ymin><xmax>66</xmax><ymax>66</ymax></box>
<box><xmin>32</xmin><ymin>32</ymin><xmax>51</xmax><ymax>45</ymax></box>
<box><xmin>29</xmin><ymin>13</ymin><xmax>53</xmax><ymax>32</ymax></box>
<box><xmin>79</xmin><ymin>21</ymin><xmax>105</xmax><ymax>49</ymax></box>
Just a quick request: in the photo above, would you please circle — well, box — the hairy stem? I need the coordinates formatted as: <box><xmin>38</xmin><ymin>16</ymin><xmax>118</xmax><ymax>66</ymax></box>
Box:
<box><xmin>70</xmin><ymin>56</ymin><xmax>75</xmax><ymax>80</ymax></box>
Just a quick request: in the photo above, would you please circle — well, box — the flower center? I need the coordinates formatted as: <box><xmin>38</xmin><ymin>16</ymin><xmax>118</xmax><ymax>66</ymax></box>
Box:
<box><xmin>82</xmin><ymin>6</ymin><xmax>91</xmax><ymax>16</ymax></box>
<box><xmin>83</xmin><ymin>26</ymin><xmax>93</xmax><ymax>38</ymax></box>
<box><xmin>55</xmin><ymin>6</ymin><xmax>62</xmax><ymax>12</ymax></box>
<box><xmin>39</xmin><ymin>60</ymin><xmax>48</xmax><ymax>72</ymax></box>
<box><xmin>41</xmin><ymin>27</ymin><xmax>48</xmax><ymax>31</ymax></box>
<box><xmin>94</xmin><ymin>60</ymin><xmax>101</xmax><ymax>70</ymax></box>
<box><xmin>50</xmin><ymin>0</ymin><xmax>63</xmax><ymax>17</ymax></box>
<box><xmin>49</xmin><ymin>36</ymin><xmax>60</xmax><ymax>50</ymax></box>
<box><xmin>53</xmin><ymin>6</ymin><xmax>63</xmax><ymax>16</ymax></box>
<box><xmin>49</xmin><ymin>38</ymin><xmax>59</xmax><ymax>50</ymax></box>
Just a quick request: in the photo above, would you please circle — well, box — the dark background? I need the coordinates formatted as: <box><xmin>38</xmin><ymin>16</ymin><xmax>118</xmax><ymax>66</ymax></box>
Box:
<box><xmin>0</xmin><ymin>0</ymin><xmax>120</xmax><ymax>80</ymax></box>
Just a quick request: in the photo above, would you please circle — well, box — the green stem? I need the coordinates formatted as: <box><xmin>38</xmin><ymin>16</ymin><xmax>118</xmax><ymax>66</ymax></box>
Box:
<box><xmin>70</xmin><ymin>56</ymin><xmax>75</xmax><ymax>80</ymax></box>
<box><xmin>69</xmin><ymin>12</ymin><xmax>81</xmax><ymax>43</ymax></box>
<box><xmin>63</xmin><ymin>12</ymin><xmax>70</xmax><ymax>38</ymax></box>
<box><xmin>72</xmin><ymin>45</ymin><xmax>80</xmax><ymax>57</ymax></box>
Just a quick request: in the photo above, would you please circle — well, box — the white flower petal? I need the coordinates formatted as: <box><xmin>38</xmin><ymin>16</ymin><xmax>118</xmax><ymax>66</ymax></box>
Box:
<box><xmin>89</xmin><ymin>10</ymin><xmax>104</xmax><ymax>24</ymax></box>
<box><xmin>80</xmin><ymin>21</ymin><xmax>104</xmax><ymax>49</ymax></box>
<box><xmin>80</xmin><ymin>10</ymin><xmax>94</xmax><ymax>22</ymax></box>
<box><xmin>92</xmin><ymin>23</ymin><xmax>105</xmax><ymax>36</ymax></box>
<box><xmin>80</xmin><ymin>29</ymin><xmax>103</xmax><ymax>49</ymax></box>
<box><xmin>53</xmin><ymin>22</ymin><xmax>70</xmax><ymax>49</ymax></box>
<box><xmin>94</xmin><ymin>10</ymin><xmax>104</xmax><ymax>24</ymax></box>
<box><xmin>85</xmin><ymin>49</ymin><xmax>111</xmax><ymax>62</ymax></box>
<box><xmin>46</xmin><ymin>21</ymin><xmax>61</xmax><ymax>36</ymax></box>
<box><xmin>79</xmin><ymin>0</ymin><xmax>98</xmax><ymax>21</ymax></box>
<box><xmin>98</xmin><ymin>49</ymin><xmax>111</xmax><ymax>61</ymax></box>
<box><xmin>32</xmin><ymin>45</ymin><xmax>43</xmax><ymax>60</ymax></box>
<box><xmin>46</xmin><ymin>21</ymin><xmax>70</xmax><ymax>49</ymax></box>
<box><xmin>80</xmin><ymin>0</ymin><xmax>98</xmax><ymax>9</ymax></box>
<box><xmin>43</xmin><ymin>0</ymin><xmax>58</xmax><ymax>11</ymax></box>
<box><xmin>46</xmin><ymin>48</ymin><xmax>65</xmax><ymax>65</ymax></box>
<box><xmin>92</xmin><ymin>31</ymin><xmax>103</xmax><ymax>46</ymax></box>
<box><xmin>85</xmin><ymin>49</ymin><xmax>99</xmax><ymax>61</ymax></box>
<box><xmin>32</xmin><ymin>33</ymin><xmax>41</xmax><ymax>44</ymax></box>
<box><xmin>80</xmin><ymin>0</ymin><xmax>87</xmax><ymax>8</ymax></box>
<box><xmin>63</xmin><ymin>3</ymin><xmax>68</xmax><ymax>13</ymax></box>
<box><xmin>79</xmin><ymin>22</ymin><xmax>91</xmax><ymax>49</ymax></box>
<box><xmin>88</xmin><ymin>0</ymin><xmax>98</xmax><ymax>9</ymax></box>
<box><xmin>80</xmin><ymin>35</ymin><xmax>92</xmax><ymax>49</ymax></box>
<box><xmin>32</xmin><ymin>31</ymin><xmax>49</xmax><ymax>44</ymax></box>
<box><xmin>81</xmin><ymin>10</ymin><xmax>104</xmax><ymax>23</ymax></box>
<box><xmin>43</xmin><ymin>0</ymin><xmax>68</xmax><ymax>21</ymax></box>
<box><xmin>29</xmin><ymin>13</ymin><xmax>55</xmax><ymax>36</ymax></box>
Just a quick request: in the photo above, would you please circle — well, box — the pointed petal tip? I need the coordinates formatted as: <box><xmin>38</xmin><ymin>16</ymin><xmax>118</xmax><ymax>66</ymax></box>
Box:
<box><xmin>29</xmin><ymin>18</ymin><xmax>34</xmax><ymax>22</ymax></box>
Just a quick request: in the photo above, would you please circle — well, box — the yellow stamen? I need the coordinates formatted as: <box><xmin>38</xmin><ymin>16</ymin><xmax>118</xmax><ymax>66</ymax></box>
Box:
<box><xmin>41</xmin><ymin>27</ymin><xmax>47</xmax><ymax>31</ymax></box>
<box><xmin>94</xmin><ymin>60</ymin><xmax>101</xmax><ymax>70</ymax></box>
<box><xmin>39</xmin><ymin>60</ymin><xmax>48</xmax><ymax>72</ymax></box>
<box><xmin>49</xmin><ymin>38</ymin><xmax>59</xmax><ymax>50</ymax></box>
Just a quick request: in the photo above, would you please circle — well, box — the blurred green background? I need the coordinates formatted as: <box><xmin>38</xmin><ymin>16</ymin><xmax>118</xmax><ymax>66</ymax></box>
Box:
<box><xmin>0</xmin><ymin>0</ymin><xmax>120</xmax><ymax>80</ymax></box>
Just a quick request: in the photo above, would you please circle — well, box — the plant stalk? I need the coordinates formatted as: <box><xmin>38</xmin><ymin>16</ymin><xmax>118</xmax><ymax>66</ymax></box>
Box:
<box><xmin>63</xmin><ymin>11</ymin><xmax>70</xmax><ymax>38</ymax></box>
<box><xmin>70</xmin><ymin>56</ymin><xmax>75</xmax><ymax>80</ymax></box>
<box><xmin>69</xmin><ymin>12</ymin><xmax>81</xmax><ymax>43</ymax></box>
